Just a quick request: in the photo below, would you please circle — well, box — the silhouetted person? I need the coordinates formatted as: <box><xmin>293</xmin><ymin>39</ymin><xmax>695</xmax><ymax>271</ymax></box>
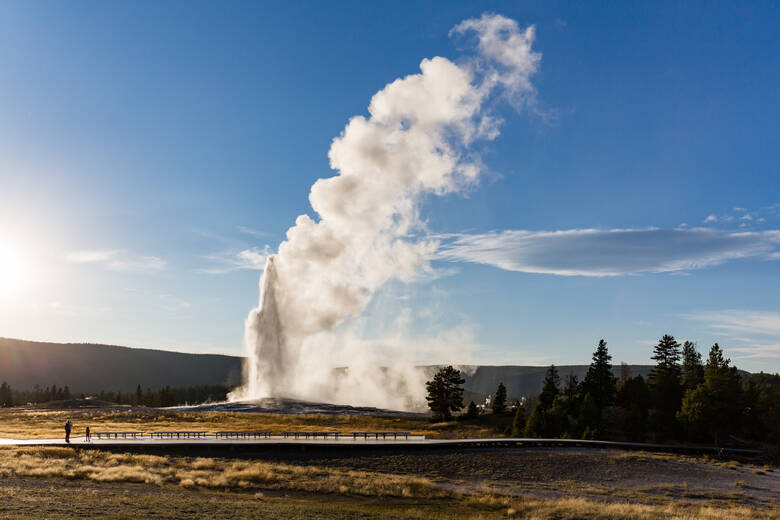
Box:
<box><xmin>64</xmin><ymin>420</ymin><xmax>72</xmax><ymax>443</ymax></box>
<box><xmin>85</xmin><ymin>426</ymin><xmax>91</xmax><ymax>443</ymax></box>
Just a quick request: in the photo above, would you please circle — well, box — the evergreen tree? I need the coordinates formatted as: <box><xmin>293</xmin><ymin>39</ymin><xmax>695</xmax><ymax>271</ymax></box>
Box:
<box><xmin>678</xmin><ymin>343</ymin><xmax>742</xmax><ymax>445</ymax></box>
<box><xmin>523</xmin><ymin>401</ymin><xmax>546</xmax><ymax>438</ymax></box>
<box><xmin>0</xmin><ymin>382</ymin><xmax>12</xmax><ymax>407</ymax></box>
<box><xmin>546</xmin><ymin>397</ymin><xmax>567</xmax><ymax>438</ymax></box>
<box><xmin>511</xmin><ymin>402</ymin><xmax>526</xmax><ymax>437</ymax></box>
<box><xmin>562</xmin><ymin>374</ymin><xmax>582</xmax><ymax>417</ymax></box>
<box><xmin>578</xmin><ymin>392</ymin><xmax>600</xmax><ymax>438</ymax></box>
<box><xmin>63</xmin><ymin>386</ymin><xmax>71</xmax><ymax>400</ymax></box>
<box><xmin>539</xmin><ymin>365</ymin><xmax>560</xmax><ymax>408</ymax></box>
<box><xmin>464</xmin><ymin>401</ymin><xmax>478</xmax><ymax>419</ymax></box>
<box><xmin>492</xmin><ymin>382</ymin><xmax>507</xmax><ymax>414</ymax></box>
<box><xmin>681</xmin><ymin>341</ymin><xmax>705</xmax><ymax>391</ymax></box>
<box><xmin>136</xmin><ymin>384</ymin><xmax>143</xmax><ymax>406</ymax></box>
<box><xmin>648</xmin><ymin>334</ymin><xmax>683</xmax><ymax>438</ymax></box>
<box><xmin>741</xmin><ymin>372</ymin><xmax>780</xmax><ymax>445</ymax></box>
<box><xmin>425</xmin><ymin>366</ymin><xmax>465</xmax><ymax>422</ymax></box>
<box><xmin>582</xmin><ymin>339</ymin><xmax>617</xmax><ymax>407</ymax></box>
<box><xmin>617</xmin><ymin>375</ymin><xmax>650</xmax><ymax>441</ymax></box>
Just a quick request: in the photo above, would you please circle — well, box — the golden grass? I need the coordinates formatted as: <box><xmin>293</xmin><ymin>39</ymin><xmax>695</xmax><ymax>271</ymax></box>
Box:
<box><xmin>0</xmin><ymin>408</ymin><xmax>494</xmax><ymax>439</ymax></box>
<box><xmin>0</xmin><ymin>446</ymin><xmax>777</xmax><ymax>520</ymax></box>
<box><xmin>0</xmin><ymin>447</ymin><xmax>447</xmax><ymax>498</ymax></box>
<box><xmin>495</xmin><ymin>496</ymin><xmax>780</xmax><ymax>520</ymax></box>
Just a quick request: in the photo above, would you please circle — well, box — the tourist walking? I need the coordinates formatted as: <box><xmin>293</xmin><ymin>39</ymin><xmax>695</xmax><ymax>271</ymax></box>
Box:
<box><xmin>85</xmin><ymin>426</ymin><xmax>91</xmax><ymax>442</ymax></box>
<box><xmin>64</xmin><ymin>420</ymin><xmax>72</xmax><ymax>443</ymax></box>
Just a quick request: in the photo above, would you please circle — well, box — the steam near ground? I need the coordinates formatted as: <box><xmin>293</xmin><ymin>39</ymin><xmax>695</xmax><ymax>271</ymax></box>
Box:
<box><xmin>229</xmin><ymin>13</ymin><xmax>540</xmax><ymax>411</ymax></box>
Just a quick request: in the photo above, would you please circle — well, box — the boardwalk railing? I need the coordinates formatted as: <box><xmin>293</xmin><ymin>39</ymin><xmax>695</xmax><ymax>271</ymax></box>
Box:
<box><xmin>281</xmin><ymin>431</ymin><xmax>341</xmax><ymax>439</ymax></box>
<box><xmin>84</xmin><ymin>430</ymin><xmax>415</xmax><ymax>441</ymax></box>
<box><xmin>214</xmin><ymin>430</ymin><xmax>272</xmax><ymax>439</ymax></box>
<box><xmin>351</xmin><ymin>431</ymin><xmax>410</xmax><ymax>440</ymax></box>
<box><xmin>148</xmin><ymin>431</ymin><xmax>209</xmax><ymax>439</ymax></box>
<box><xmin>92</xmin><ymin>431</ymin><xmax>145</xmax><ymax>440</ymax></box>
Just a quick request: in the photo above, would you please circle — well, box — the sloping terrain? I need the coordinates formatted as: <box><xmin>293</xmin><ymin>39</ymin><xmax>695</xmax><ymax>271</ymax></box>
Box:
<box><xmin>2</xmin><ymin>337</ymin><xmax>662</xmax><ymax>399</ymax></box>
<box><xmin>0</xmin><ymin>338</ymin><xmax>242</xmax><ymax>394</ymax></box>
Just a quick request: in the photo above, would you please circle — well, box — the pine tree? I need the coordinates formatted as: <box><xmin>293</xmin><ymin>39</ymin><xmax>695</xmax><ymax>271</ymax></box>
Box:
<box><xmin>0</xmin><ymin>382</ymin><xmax>12</xmax><ymax>407</ymax></box>
<box><xmin>539</xmin><ymin>365</ymin><xmax>560</xmax><ymax>408</ymax></box>
<box><xmin>136</xmin><ymin>384</ymin><xmax>143</xmax><ymax>406</ymax></box>
<box><xmin>681</xmin><ymin>341</ymin><xmax>704</xmax><ymax>391</ymax></box>
<box><xmin>582</xmin><ymin>339</ymin><xmax>617</xmax><ymax>407</ymax></box>
<box><xmin>425</xmin><ymin>366</ymin><xmax>465</xmax><ymax>422</ymax></box>
<box><xmin>523</xmin><ymin>402</ymin><xmax>546</xmax><ymax>438</ymax></box>
<box><xmin>511</xmin><ymin>402</ymin><xmax>526</xmax><ymax>436</ymax></box>
<box><xmin>648</xmin><ymin>334</ymin><xmax>683</xmax><ymax>438</ymax></box>
<box><xmin>464</xmin><ymin>401</ymin><xmax>478</xmax><ymax>419</ymax></box>
<box><xmin>492</xmin><ymin>382</ymin><xmax>507</xmax><ymax>414</ymax></box>
<box><xmin>578</xmin><ymin>392</ymin><xmax>601</xmax><ymax>438</ymax></box>
<box><xmin>678</xmin><ymin>343</ymin><xmax>742</xmax><ymax>445</ymax></box>
<box><xmin>563</xmin><ymin>374</ymin><xmax>582</xmax><ymax>416</ymax></box>
<box><xmin>617</xmin><ymin>375</ymin><xmax>650</xmax><ymax>441</ymax></box>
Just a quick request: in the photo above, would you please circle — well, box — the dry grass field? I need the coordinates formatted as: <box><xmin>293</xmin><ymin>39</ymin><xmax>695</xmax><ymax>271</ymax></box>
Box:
<box><xmin>0</xmin><ymin>444</ymin><xmax>777</xmax><ymax>519</ymax></box>
<box><xmin>0</xmin><ymin>407</ymin><xmax>496</xmax><ymax>439</ymax></box>
<box><xmin>0</xmin><ymin>408</ymin><xmax>777</xmax><ymax>518</ymax></box>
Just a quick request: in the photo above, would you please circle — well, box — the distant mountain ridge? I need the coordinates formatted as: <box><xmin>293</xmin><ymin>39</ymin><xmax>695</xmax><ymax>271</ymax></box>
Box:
<box><xmin>0</xmin><ymin>337</ymin><xmax>243</xmax><ymax>394</ymax></box>
<box><xmin>1</xmin><ymin>337</ymin><xmax>659</xmax><ymax>399</ymax></box>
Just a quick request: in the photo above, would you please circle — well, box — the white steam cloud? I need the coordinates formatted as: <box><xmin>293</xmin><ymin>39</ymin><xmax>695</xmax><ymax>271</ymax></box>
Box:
<box><xmin>229</xmin><ymin>13</ymin><xmax>540</xmax><ymax>410</ymax></box>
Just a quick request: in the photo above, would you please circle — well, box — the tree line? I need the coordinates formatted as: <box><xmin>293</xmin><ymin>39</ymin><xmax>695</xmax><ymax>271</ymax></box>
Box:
<box><xmin>0</xmin><ymin>382</ymin><xmax>230</xmax><ymax>408</ymax></box>
<box><xmin>426</xmin><ymin>335</ymin><xmax>780</xmax><ymax>446</ymax></box>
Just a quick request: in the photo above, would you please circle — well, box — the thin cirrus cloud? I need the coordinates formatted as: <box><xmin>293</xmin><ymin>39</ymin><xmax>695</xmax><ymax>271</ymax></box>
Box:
<box><xmin>436</xmin><ymin>228</ymin><xmax>780</xmax><ymax>276</ymax></box>
<box><xmin>681</xmin><ymin>309</ymin><xmax>780</xmax><ymax>337</ymax></box>
<box><xmin>66</xmin><ymin>250</ymin><xmax>165</xmax><ymax>272</ymax></box>
<box><xmin>199</xmin><ymin>246</ymin><xmax>270</xmax><ymax>274</ymax></box>
<box><xmin>680</xmin><ymin>310</ymin><xmax>780</xmax><ymax>360</ymax></box>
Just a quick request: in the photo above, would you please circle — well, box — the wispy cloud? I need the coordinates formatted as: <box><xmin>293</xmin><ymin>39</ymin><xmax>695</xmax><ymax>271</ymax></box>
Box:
<box><xmin>123</xmin><ymin>289</ymin><xmax>191</xmax><ymax>312</ymax></box>
<box><xmin>702</xmin><ymin>203</ymin><xmax>779</xmax><ymax>228</ymax></box>
<box><xmin>48</xmin><ymin>301</ymin><xmax>111</xmax><ymax>317</ymax></box>
<box><xmin>681</xmin><ymin>309</ymin><xmax>780</xmax><ymax>337</ymax></box>
<box><xmin>237</xmin><ymin>226</ymin><xmax>272</xmax><ymax>238</ymax></box>
<box><xmin>199</xmin><ymin>246</ymin><xmax>270</xmax><ymax>274</ymax></box>
<box><xmin>436</xmin><ymin>228</ymin><xmax>780</xmax><ymax>277</ymax></box>
<box><xmin>66</xmin><ymin>250</ymin><xmax>165</xmax><ymax>273</ymax></box>
<box><xmin>728</xmin><ymin>343</ymin><xmax>780</xmax><ymax>360</ymax></box>
<box><xmin>681</xmin><ymin>310</ymin><xmax>780</xmax><ymax>362</ymax></box>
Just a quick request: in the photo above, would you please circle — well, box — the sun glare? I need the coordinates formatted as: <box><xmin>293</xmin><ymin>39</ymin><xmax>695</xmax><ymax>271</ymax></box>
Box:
<box><xmin>0</xmin><ymin>245</ymin><xmax>25</xmax><ymax>301</ymax></box>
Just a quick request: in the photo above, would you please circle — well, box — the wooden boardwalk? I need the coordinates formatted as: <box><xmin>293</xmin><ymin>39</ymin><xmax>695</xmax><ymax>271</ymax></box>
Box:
<box><xmin>0</xmin><ymin>435</ymin><xmax>763</xmax><ymax>460</ymax></box>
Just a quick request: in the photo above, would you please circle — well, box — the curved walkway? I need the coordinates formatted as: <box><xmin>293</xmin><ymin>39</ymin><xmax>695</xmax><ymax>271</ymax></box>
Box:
<box><xmin>0</xmin><ymin>435</ymin><xmax>764</xmax><ymax>460</ymax></box>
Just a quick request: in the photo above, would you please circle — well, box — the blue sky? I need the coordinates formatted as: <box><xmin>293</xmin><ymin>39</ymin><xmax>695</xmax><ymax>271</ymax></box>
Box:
<box><xmin>0</xmin><ymin>1</ymin><xmax>778</xmax><ymax>371</ymax></box>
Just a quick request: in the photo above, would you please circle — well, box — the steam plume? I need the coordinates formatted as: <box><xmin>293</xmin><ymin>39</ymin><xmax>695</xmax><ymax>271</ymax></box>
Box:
<box><xmin>230</xmin><ymin>13</ymin><xmax>541</xmax><ymax>409</ymax></box>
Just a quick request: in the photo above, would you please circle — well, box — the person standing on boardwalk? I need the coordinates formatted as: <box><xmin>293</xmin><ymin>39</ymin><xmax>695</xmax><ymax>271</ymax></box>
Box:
<box><xmin>64</xmin><ymin>420</ymin><xmax>72</xmax><ymax>443</ymax></box>
<box><xmin>85</xmin><ymin>426</ymin><xmax>91</xmax><ymax>442</ymax></box>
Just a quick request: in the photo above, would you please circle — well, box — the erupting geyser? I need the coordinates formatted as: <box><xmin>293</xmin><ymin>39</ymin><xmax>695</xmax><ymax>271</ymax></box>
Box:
<box><xmin>229</xmin><ymin>13</ymin><xmax>542</xmax><ymax>410</ymax></box>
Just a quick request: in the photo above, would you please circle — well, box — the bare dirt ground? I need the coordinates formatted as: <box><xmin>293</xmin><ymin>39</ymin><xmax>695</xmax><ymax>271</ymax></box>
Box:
<box><xmin>261</xmin><ymin>447</ymin><xmax>780</xmax><ymax>507</ymax></box>
<box><xmin>0</xmin><ymin>445</ymin><xmax>777</xmax><ymax>519</ymax></box>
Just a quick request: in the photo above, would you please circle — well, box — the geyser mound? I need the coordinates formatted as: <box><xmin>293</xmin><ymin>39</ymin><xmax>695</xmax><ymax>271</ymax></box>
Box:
<box><xmin>169</xmin><ymin>397</ymin><xmax>427</xmax><ymax>417</ymax></box>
